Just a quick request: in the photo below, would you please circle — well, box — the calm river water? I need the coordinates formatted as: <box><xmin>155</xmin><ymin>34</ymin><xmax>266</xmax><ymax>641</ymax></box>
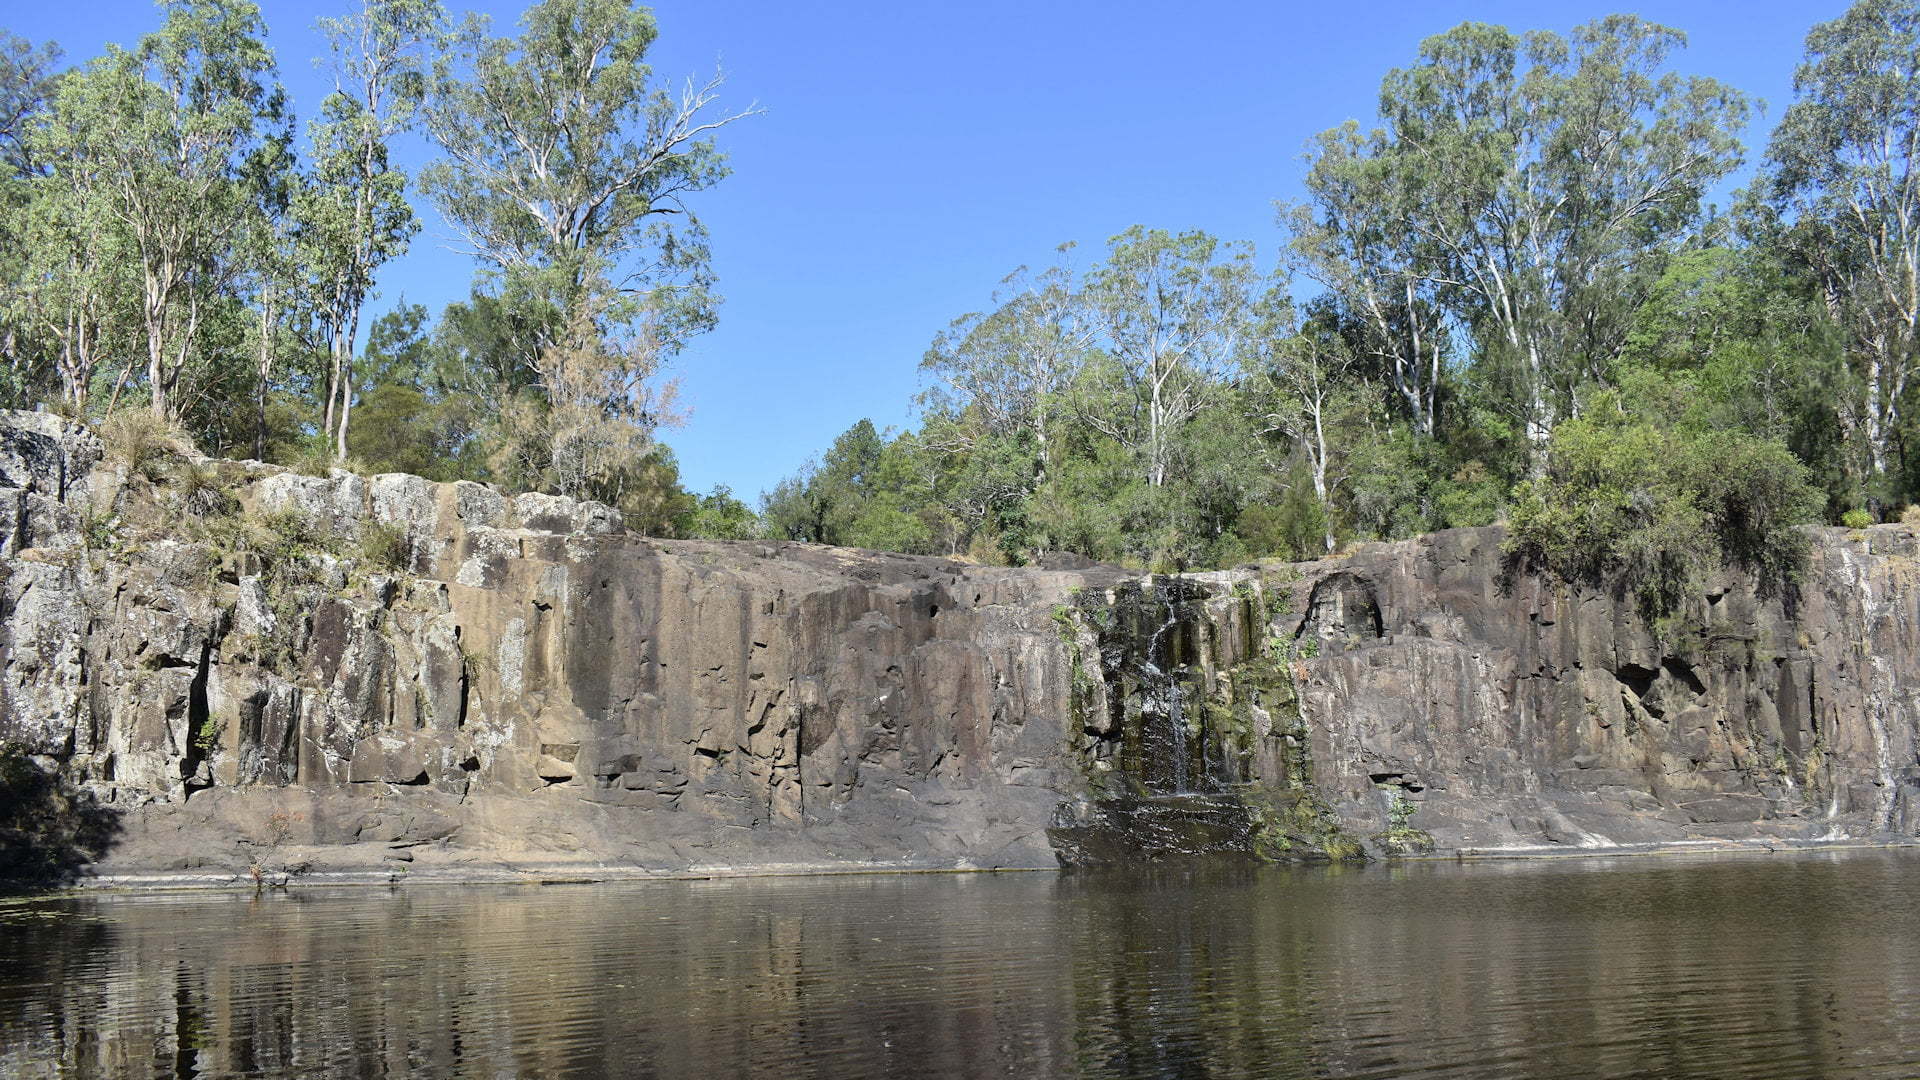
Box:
<box><xmin>3</xmin><ymin>849</ymin><xmax>1919</xmax><ymax>1078</ymax></box>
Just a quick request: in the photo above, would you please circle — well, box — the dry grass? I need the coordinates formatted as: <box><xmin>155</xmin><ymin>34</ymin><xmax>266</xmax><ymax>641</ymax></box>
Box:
<box><xmin>98</xmin><ymin>410</ymin><xmax>193</xmax><ymax>482</ymax></box>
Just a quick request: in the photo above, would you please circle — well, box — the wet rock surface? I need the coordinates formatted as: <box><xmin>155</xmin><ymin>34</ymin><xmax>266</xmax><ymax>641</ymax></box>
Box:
<box><xmin>1</xmin><ymin>410</ymin><xmax>1917</xmax><ymax>885</ymax></box>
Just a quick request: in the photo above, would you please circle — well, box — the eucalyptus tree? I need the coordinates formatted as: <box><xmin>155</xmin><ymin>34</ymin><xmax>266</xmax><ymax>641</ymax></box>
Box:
<box><xmin>1243</xmin><ymin>290</ymin><xmax>1356</xmax><ymax>555</ymax></box>
<box><xmin>13</xmin><ymin>166</ymin><xmax>141</xmax><ymax>411</ymax></box>
<box><xmin>1282</xmin><ymin>123</ymin><xmax>1451</xmax><ymax>437</ymax></box>
<box><xmin>32</xmin><ymin>0</ymin><xmax>287</xmax><ymax>421</ymax></box>
<box><xmin>1290</xmin><ymin>17</ymin><xmax>1749</xmax><ymax>471</ymax></box>
<box><xmin>297</xmin><ymin>0</ymin><xmax>443</xmax><ymax>458</ymax></box>
<box><xmin>244</xmin><ymin>132</ymin><xmax>302</xmax><ymax>459</ymax></box>
<box><xmin>920</xmin><ymin>255</ymin><xmax>1092</xmax><ymax>486</ymax></box>
<box><xmin>0</xmin><ymin>31</ymin><xmax>60</xmax><ymax>179</ymax></box>
<box><xmin>0</xmin><ymin>32</ymin><xmax>64</xmax><ymax>399</ymax></box>
<box><xmin>1757</xmin><ymin>0</ymin><xmax>1920</xmax><ymax>500</ymax></box>
<box><xmin>1080</xmin><ymin>226</ymin><xmax>1256</xmax><ymax>491</ymax></box>
<box><xmin>422</xmin><ymin>0</ymin><xmax>758</xmax><ymax>491</ymax></box>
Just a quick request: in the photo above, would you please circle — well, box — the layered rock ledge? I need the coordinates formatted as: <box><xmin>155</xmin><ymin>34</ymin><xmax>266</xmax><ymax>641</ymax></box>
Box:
<box><xmin>1</xmin><ymin>410</ymin><xmax>1916</xmax><ymax>887</ymax></box>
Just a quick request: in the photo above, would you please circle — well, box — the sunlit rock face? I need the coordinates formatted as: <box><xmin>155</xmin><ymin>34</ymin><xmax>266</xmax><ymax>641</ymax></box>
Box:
<box><xmin>1285</xmin><ymin>526</ymin><xmax>1920</xmax><ymax>852</ymax></box>
<box><xmin>1</xmin><ymin>409</ymin><xmax>1917</xmax><ymax>885</ymax></box>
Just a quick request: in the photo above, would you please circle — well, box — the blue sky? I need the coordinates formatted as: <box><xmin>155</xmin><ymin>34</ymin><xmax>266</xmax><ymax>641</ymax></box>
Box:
<box><xmin>8</xmin><ymin>0</ymin><xmax>1846</xmax><ymax>500</ymax></box>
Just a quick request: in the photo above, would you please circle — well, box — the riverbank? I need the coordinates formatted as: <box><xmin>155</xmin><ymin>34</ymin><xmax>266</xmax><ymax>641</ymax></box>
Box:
<box><xmin>16</xmin><ymin>834</ymin><xmax>1910</xmax><ymax>896</ymax></box>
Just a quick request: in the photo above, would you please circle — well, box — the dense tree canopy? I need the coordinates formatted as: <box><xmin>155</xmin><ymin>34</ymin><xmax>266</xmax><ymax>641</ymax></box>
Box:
<box><xmin>0</xmin><ymin>1</ymin><xmax>1910</xmax><ymax>611</ymax></box>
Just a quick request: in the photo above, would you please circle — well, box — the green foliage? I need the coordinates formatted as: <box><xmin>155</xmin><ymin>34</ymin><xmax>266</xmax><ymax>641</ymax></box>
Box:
<box><xmin>1506</xmin><ymin>382</ymin><xmax>1823</xmax><ymax>614</ymax></box>
<box><xmin>355</xmin><ymin>520</ymin><xmax>411</xmax><ymax>573</ymax></box>
<box><xmin>79</xmin><ymin>509</ymin><xmax>121</xmax><ymax>553</ymax></box>
<box><xmin>1842</xmin><ymin>508</ymin><xmax>1874</xmax><ymax>529</ymax></box>
<box><xmin>1286</xmin><ymin>15</ymin><xmax>1750</xmax><ymax>469</ymax></box>
<box><xmin>418</xmin><ymin>0</ymin><xmax>755</xmax><ymax>502</ymax></box>
<box><xmin>192</xmin><ymin>715</ymin><xmax>226</xmax><ymax>757</ymax></box>
<box><xmin>288</xmin><ymin>436</ymin><xmax>342</xmax><ymax>479</ymax></box>
<box><xmin>762</xmin><ymin>419</ymin><xmax>949</xmax><ymax>553</ymax></box>
<box><xmin>1756</xmin><ymin>0</ymin><xmax>1920</xmax><ymax>502</ymax></box>
<box><xmin>1371</xmin><ymin>789</ymin><xmax>1436</xmax><ymax>857</ymax></box>
<box><xmin>1235</xmin><ymin>466</ymin><xmax>1330</xmax><ymax>562</ymax></box>
<box><xmin>32</xmin><ymin>0</ymin><xmax>290</xmax><ymax>421</ymax></box>
<box><xmin>675</xmin><ymin>485</ymin><xmax>760</xmax><ymax>540</ymax></box>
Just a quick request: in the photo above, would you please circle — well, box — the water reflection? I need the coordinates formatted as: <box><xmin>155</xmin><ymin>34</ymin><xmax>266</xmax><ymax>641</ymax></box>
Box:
<box><xmin>3</xmin><ymin>851</ymin><xmax>1919</xmax><ymax>1078</ymax></box>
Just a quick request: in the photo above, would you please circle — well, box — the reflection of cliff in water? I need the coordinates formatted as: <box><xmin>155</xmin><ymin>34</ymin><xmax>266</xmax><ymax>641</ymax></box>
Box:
<box><xmin>8</xmin><ymin>849</ymin><xmax>1918</xmax><ymax>1079</ymax></box>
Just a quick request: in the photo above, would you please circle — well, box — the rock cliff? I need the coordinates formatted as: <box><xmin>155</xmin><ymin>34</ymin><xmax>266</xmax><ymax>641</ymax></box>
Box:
<box><xmin>1</xmin><ymin>410</ymin><xmax>1916</xmax><ymax>885</ymax></box>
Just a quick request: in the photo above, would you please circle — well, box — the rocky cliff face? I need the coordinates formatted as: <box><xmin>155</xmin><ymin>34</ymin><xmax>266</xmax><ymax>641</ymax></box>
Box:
<box><xmin>1</xmin><ymin>411</ymin><xmax>1916</xmax><ymax>885</ymax></box>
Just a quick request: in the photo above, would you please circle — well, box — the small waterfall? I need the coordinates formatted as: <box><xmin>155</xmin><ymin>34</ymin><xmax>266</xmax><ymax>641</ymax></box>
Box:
<box><xmin>1141</xmin><ymin>590</ymin><xmax>1190</xmax><ymax>793</ymax></box>
<box><xmin>1121</xmin><ymin>574</ymin><xmax>1214</xmax><ymax>796</ymax></box>
<box><xmin>1050</xmin><ymin>571</ymin><xmax>1365</xmax><ymax>865</ymax></box>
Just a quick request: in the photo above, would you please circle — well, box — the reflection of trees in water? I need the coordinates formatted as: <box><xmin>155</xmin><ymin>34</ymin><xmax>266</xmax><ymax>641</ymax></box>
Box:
<box><xmin>1060</xmin><ymin>865</ymin><xmax>1329</xmax><ymax>1078</ymax></box>
<box><xmin>0</xmin><ymin>902</ymin><xmax>118</xmax><ymax>1072</ymax></box>
<box><xmin>5</xmin><ymin>860</ymin><xmax>1920</xmax><ymax>1078</ymax></box>
<box><xmin>0</xmin><ymin>878</ymin><xmax>1081</xmax><ymax>1077</ymax></box>
<box><xmin>1060</xmin><ymin>858</ymin><xmax>1920</xmax><ymax>1079</ymax></box>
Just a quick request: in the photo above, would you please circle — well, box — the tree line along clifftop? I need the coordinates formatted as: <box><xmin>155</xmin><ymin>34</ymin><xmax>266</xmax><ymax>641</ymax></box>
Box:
<box><xmin>0</xmin><ymin>1</ymin><xmax>1916</xmax><ymax>613</ymax></box>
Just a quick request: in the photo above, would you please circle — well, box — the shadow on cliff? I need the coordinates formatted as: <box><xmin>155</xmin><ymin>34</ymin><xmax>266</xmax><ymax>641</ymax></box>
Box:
<box><xmin>0</xmin><ymin>749</ymin><xmax>121</xmax><ymax>891</ymax></box>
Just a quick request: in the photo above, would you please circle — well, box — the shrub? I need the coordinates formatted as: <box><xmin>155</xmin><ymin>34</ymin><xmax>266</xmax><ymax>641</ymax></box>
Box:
<box><xmin>289</xmin><ymin>438</ymin><xmax>339</xmax><ymax>479</ymax></box>
<box><xmin>355</xmin><ymin>520</ymin><xmax>412</xmax><ymax>573</ymax></box>
<box><xmin>1841</xmin><ymin>508</ymin><xmax>1874</xmax><ymax>529</ymax></box>
<box><xmin>1506</xmin><ymin>390</ymin><xmax>1822</xmax><ymax>615</ymax></box>
<box><xmin>177</xmin><ymin>463</ymin><xmax>238</xmax><ymax>518</ymax></box>
<box><xmin>98</xmin><ymin>410</ymin><xmax>191</xmax><ymax>482</ymax></box>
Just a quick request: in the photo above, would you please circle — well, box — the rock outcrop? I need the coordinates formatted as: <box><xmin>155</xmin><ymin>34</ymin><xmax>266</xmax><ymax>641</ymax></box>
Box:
<box><xmin>1</xmin><ymin>410</ymin><xmax>1916</xmax><ymax>885</ymax></box>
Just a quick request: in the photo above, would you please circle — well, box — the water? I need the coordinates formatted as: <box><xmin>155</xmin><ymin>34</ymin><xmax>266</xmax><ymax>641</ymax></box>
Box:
<box><xmin>5</xmin><ymin>850</ymin><xmax>1920</xmax><ymax>1079</ymax></box>
<box><xmin>1110</xmin><ymin>576</ymin><xmax>1221</xmax><ymax>796</ymax></box>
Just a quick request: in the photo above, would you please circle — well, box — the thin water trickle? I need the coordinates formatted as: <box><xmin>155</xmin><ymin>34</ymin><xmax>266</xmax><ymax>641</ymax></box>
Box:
<box><xmin>5</xmin><ymin>850</ymin><xmax>1920</xmax><ymax>1079</ymax></box>
<box><xmin>1137</xmin><ymin>575</ymin><xmax>1199</xmax><ymax>795</ymax></box>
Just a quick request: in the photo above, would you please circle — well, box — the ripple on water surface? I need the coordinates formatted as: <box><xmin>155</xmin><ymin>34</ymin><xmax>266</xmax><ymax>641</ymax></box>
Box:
<box><xmin>3</xmin><ymin>849</ymin><xmax>1919</xmax><ymax>1079</ymax></box>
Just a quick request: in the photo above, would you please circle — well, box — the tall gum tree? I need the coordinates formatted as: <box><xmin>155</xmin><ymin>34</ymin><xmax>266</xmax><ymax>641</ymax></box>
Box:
<box><xmin>1759</xmin><ymin>0</ymin><xmax>1920</xmax><ymax>502</ymax></box>
<box><xmin>0</xmin><ymin>32</ymin><xmax>64</xmax><ymax>397</ymax></box>
<box><xmin>1286</xmin><ymin>17</ymin><xmax>1749</xmax><ymax>473</ymax></box>
<box><xmin>32</xmin><ymin>0</ymin><xmax>285</xmax><ymax>421</ymax></box>
<box><xmin>1080</xmin><ymin>226</ymin><xmax>1255</xmax><ymax>491</ymax></box>
<box><xmin>422</xmin><ymin>0</ymin><xmax>759</xmax><ymax>496</ymax></box>
<box><xmin>920</xmin><ymin>256</ymin><xmax>1093</xmax><ymax>488</ymax></box>
<box><xmin>297</xmin><ymin>0</ymin><xmax>444</xmax><ymax>459</ymax></box>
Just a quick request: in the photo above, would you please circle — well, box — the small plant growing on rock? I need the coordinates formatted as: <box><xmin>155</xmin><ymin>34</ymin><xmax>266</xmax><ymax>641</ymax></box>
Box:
<box><xmin>355</xmin><ymin>521</ymin><xmax>411</xmax><ymax>574</ymax></box>
<box><xmin>78</xmin><ymin>509</ymin><xmax>121</xmax><ymax>552</ymax></box>
<box><xmin>98</xmin><ymin>411</ymin><xmax>192</xmax><ymax>482</ymax></box>
<box><xmin>1371</xmin><ymin>788</ymin><xmax>1436</xmax><ymax>857</ymax></box>
<box><xmin>1842</xmin><ymin>508</ymin><xmax>1874</xmax><ymax>530</ymax></box>
<box><xmin>176</xmin><ymin>463</ymin><xmax>238</xmax><ymax>518</ymax></box>
<box><xmin>246</xmin><ymin>810</ymin><xmax>302</xmax><ymax>888</ymax></box>
<box><xmin>192</xmin><ymin>715</ymin><xmax>226</xmax><ymax>757</ymax></box>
